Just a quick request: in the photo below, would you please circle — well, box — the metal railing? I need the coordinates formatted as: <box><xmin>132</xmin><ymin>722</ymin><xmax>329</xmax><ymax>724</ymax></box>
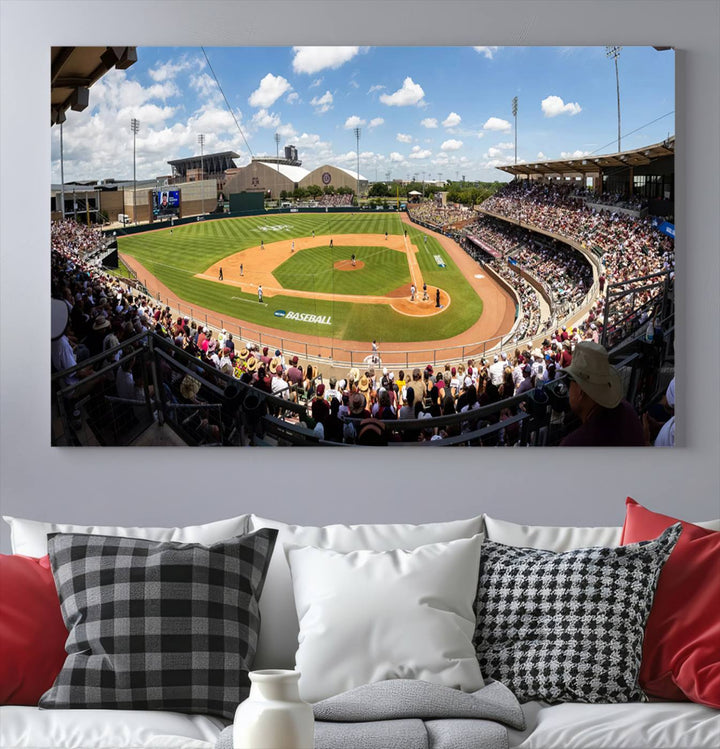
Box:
<box><xmin>52</xmin><ymin>327</ymin><xmax>669</xmax><ymax>447</ymax></box>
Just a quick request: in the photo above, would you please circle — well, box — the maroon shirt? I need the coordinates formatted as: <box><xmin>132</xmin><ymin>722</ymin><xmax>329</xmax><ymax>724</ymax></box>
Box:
<box><xmin>287</xmin><ymin>366</ymin><xmax>303</xmax><ymax>386</ymax></box>
<box><xmin>560</xmin><ymin>400</ymin><xmax>645</xmax><ymax>446</ymax></box>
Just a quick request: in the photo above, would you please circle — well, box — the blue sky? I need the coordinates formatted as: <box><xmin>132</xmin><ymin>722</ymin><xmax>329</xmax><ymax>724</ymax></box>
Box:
<box><xmin>51</xmin><ymin>46</ymin><xmax>674</xmax><ymax>184</ymax></box>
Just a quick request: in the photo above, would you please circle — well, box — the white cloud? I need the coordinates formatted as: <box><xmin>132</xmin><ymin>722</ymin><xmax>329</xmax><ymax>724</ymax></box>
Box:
<box><xmin>189</xmin><ymin>73</ymin><xmax>219</xmax><ymax>102</ymax></box>
<box><xmin>483</xmin><ymin>117</ymin><xmax>512</xmax><ymax>132</ymax></box>
<box><xmin>344</xmin><ymin>115</ymin><xmax>366</xmax><ymax>129</ymax></box>
<box><xmin>276</xmin><ymin>122</ymin><xmax>297</xmax><ymax>139</ymax></box>
<box><xmin>474</xmin><ymin>46</ymin><xmax>499</xmax><ymax>59</ymax></box>
<box><xmin>368</xmin><ymin>84</ymin><xmax>385</xmax><ymax>94</ymax></box>
<box><xmin>334</xmin><ymin>150</ymin><xmax>360</xmax><ymax>165</ymax></box>
<box><xmin>349</xmin><ymin>80</ymin><xmax>360</xmax><ymax>89</ymax></box>
<box><xmin>485</xmin><ymin>147</ymin><xmax>504</xmax><ymax>158</ymax></box>
<box><xmin>251</xmin><ymin>109</ymin><xmax>280</xmax><ymax>129</ymax></box>
<box><xmin>309</xmin><ymin>78</ymin><xmax>323</xmax><ymax>88</ymax></box>
<box><xmin>421</xmin><ymin>117</ymin><xmax>438</xmax><ymax>128</ymax></box>
<box><xmin>537</xmin><ymin>151</ymin><xmax>546</xmax><ymax>160</ymax></box>
<box><xmin>248</xmin><ymin>73</ymin><xmax>292</xmax><ymax>108</ymax></box>
<box><xmin>50</xmin><ymin>69</ymin><xmax>250</xmax><ymax>182</ymax></box>
<box><xmin>541</xmin><ymin>95</ymin><xmax>582</xmax><ymax>117</ymax></box>
<box><xmin>295</xmin><ymin>132</ymin><xmax>324</xmax><ymax>149</ymax></box>
<box><xmin>292</xmin><ymin>46</ymin><xmax>361</xmax><ymax>74</ymax></box>
<box><xmin>496</xmin><ymin>141</ymin><xmax>514</xmax><ymax>149</ymax></box>
<box><xmin>310</xmin><ymin>90</ymin><xmax>333</xmax><ymax>113</ymax></box>
<box><xmin>286</xmin><ymin>92</ymin><xmax>299</xmax><ymax>104</ymax></box>
<box><xmin>148</xmin><ymin>58</ymin><xmax>193</xmax><ymax>82</ymax></box>
<box><xmin>409</xmin><ymin>146</ymin><xmax>432</xmax><ymax>159</ymax></box>
<box><xmin>369</xmin><ymin>117</ymin><xmax>384</xmax><ymax>129</ymax></box>
<box><xmin>477</xmin><ymin>132</ymin><xmax>485</xmax><ymax>139</ymax></box>
<box><xmin>441</xmin><ymin>139</ymin><xmax>463</xmax><ymax>151</ymax></box>
<box><xmin>483</xmin><ymin>158</ymin><xmax>506</xmax><ymax>168</ymax></box>
<box><xmin>560</xmin><ymin>149</ymin><xmax>591</xmax><ymax>158</ymax></box>
<box><xmin>389</xmin><ymin>152</ymin><xmax>404</xmax><ymax>162</ymax></box>
<box><xmin>396</xmin><ymin>133</ymin><xmax>413</xmax><ymax>143</ymax></box>
<box><xmin>380</xmin><ymin>77</ymin><xmax>425</xmax><ymax>107</ymax></box>
<box><xmin>442</xmin><ymin>112</ymin><xmax>462</xmax><ymax>128</ymax></box>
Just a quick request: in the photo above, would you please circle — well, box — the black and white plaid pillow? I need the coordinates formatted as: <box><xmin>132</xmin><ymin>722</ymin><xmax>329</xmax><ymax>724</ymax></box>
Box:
<box><xmin>474</xmin><ymin>523</ymin><xmax>681</xmax><ymax>704</ymax></box>
<box><xmin>40</xmin><ymin>528</ymin><xmax>277</xmax><ymax>719</ymax></box>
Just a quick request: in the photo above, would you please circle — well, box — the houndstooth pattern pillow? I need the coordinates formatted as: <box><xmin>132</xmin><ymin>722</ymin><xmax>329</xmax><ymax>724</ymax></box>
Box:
<box><xmin>474</xmin><ymin>523</ymin><xmax>681</xmax><ymax>704</ymax></box>
<box><xmin>39</xmin><ymin>529</ymin><xmax>277</xmax><ymax>720</ymax></box>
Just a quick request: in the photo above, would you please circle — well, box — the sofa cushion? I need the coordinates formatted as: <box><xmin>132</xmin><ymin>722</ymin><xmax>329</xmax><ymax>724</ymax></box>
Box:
<box><xmin>39</xmin><ymin>529</ymin><xmax>277</xmax><ymax>721</ymax></box>
<box><xmin>508</xmin><ymin>700</ymin><xmax>720</xmax><ymax>748</ymax></box>
<box><xmin>0</xmin><ymin>705</ymin><xmax>227</xmax><ymax>749</ymax></box>
<box><xmin>286</xmin><ymin>535</ymin><xmax>485</xmax><ymax>703</ymax></box>
<box><xmin>0</xmin><ymin>554</ymin><xmax>67</xmax><ymax>705</ymax></box>
<box><xmin>248</xmin><ymin>514</ymin><xmax>484</xmax><ymax>670</ymax></box>
<box><xmin>482</xmin><ymin>513</ymin><xmax>720</xmax><ymax>552</ymax></box>
<box><xmin>621</xmin><ymin>497</ymin><xmax>720</xmax><ymax>707</ymax></box>
<box><xmin>481</xmin><ymin>515</ymin><xmax>622</xmax><ymax>551</ymax></box>
<box><xmin>2</xmin><ymin>514</ymin><xmax>251</xmax><ymax>557</ymax></box>
<box><xmin>474</xmin><ymin>524</ymin><xmax>681</xmax><ymax>704</ymax></box>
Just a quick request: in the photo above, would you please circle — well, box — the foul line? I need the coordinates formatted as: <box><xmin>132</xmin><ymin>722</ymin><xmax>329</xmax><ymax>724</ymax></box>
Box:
<box><xmin>231</xmin><ymin>296</ymin><xmax>268</xmax><ymax>307</ymax></box>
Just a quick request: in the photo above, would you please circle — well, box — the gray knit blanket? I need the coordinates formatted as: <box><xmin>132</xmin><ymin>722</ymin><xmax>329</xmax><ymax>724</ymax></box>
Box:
<box><xmin>216</xmin><ymin>679</ymin><xmax>525</xmax><ymax>749</ymax></box>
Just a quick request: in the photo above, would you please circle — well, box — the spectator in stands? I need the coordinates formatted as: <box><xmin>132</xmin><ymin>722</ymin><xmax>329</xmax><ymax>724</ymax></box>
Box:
<box><xmin>324</xmin><ymin>398</ymin><xmax>344</xmax><ymax>443</ymax></box>
<box><xmin>560</xmin><ymin>342</ymin><xmax>645</xmax><ymax>446</ymax></box>
<box><xmin>311</xmin><ymin>383</ymin><xmax>330</xmax><ymax>426</ymax></box>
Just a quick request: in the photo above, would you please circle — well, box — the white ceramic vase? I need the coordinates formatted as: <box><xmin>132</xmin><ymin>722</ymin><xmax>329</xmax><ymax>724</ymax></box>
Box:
<box><xmin>233</xmin><ymin>669</ymin><xmax>314</xmax><ymax>749</ymax></box>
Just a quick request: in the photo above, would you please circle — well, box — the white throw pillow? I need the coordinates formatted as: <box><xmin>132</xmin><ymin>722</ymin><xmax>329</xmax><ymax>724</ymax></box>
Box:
<box><xmin>248</xmin><ymin>514</ymin><xmax>484</xmax><ymax>670</ymax></box>
<box><xmin>2</xmin><ymin>514</ymin><xmax>251</xmax><ymax>557</ymax></box>
<box><xmin>286</xmin><ymin>535</ymin><xmax>485</xmax><ymax>703</ymax></box>
<box><xmin>482</xmin><ymin>514</ymin><xmax>720</xmax><ymax>552</ymax></box>
<box><xmin>481</xmin><ymin>515</ymin><xmax>621</xmax><ymax>551</ymax></box>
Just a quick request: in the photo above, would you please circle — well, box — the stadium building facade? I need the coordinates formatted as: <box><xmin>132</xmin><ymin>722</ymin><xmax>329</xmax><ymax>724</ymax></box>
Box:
<box><xmin>225</xmin><ymin>146</ymin><xmax>368</xmax><ymax>199</ymax></box>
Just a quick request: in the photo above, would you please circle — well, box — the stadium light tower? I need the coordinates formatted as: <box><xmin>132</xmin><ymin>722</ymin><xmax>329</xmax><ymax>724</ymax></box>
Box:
<box><xmin>198</xmin><ymin>133</ymin><xmax>205</xmax><ymax>215</ymax></box>
<box><xmin>422</xmin><ymin>171</ymin><xmax>426</xmax><ymax>198</ymax></box>
<box><xmin>512</xmin><ymin>96</ymin><xmax>518</xmax><ymax>166</ymax></box>
<box><xmin>274</xmin><ymin>132</ymin><xmax>281</xmax><ymax>202</ymax></box>
<box><xmin>354</xmin><ymin>127</ymin><xmax>361</xmax><ymax>201</ymax></box>
<box><xmin>605</xmin><ymin>46</ymin><xmax>622</xmax><ymax>152</ymax></box>
<box><xmin>130</xmin><ymin>118</ymin><xmax>140</xmax><ymax>224</ymax></box>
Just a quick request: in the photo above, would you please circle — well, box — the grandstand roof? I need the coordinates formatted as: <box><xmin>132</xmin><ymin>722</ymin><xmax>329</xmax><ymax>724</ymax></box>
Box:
<box><xmin>497</xmin><ymin>137</ymin><xmax>675</xmax><ymax>177</ymax></box>
<box><xmin>52</xmin><ymin>47</ymin><xmax>137</xmax><ymax>126</ymax></box>
<box><xmin>333</xmin><ymin>165</ymin><xmax>368</xmax><ymax>182</ymax></box>
<box><xmin>167</xmin><ymin>152</ymin><xmax>240</xmax><ymax>170</ymax></box>
<box><xmin>255</xmin><ymin>161</ymin><xmax>310</xmax><ymax>182</ymax></box>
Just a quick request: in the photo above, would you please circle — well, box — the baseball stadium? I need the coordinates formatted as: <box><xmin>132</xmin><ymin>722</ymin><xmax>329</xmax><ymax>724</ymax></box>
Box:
<box><xmin>51</xmin><ymin>46</ymin><xmax>677</xmax><ymax>447</ymax></box>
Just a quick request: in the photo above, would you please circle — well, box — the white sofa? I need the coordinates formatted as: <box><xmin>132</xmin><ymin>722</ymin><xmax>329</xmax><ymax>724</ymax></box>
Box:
<box><xmin>1</xmin><ymin>512</ymin><xmax>719</xmax><ymax>749</ymax></box>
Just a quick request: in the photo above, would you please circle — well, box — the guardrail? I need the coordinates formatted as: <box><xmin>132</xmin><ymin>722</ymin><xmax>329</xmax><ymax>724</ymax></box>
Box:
<box><xmin>52</xmin><ymin>328</ymin><xmax>667</xmax><ymax>447</ymax></box>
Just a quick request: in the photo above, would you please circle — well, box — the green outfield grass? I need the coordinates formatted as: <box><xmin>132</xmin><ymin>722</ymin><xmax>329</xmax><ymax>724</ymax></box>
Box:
<box><xmin>273</xmin><ymin>245</ymin><xmax>410</xmax><ymax>296</ymax></box>
<box><xmin>117</xmin><ymin>212</ymin><xmax>483</xmax><ymax>342</ymax></box>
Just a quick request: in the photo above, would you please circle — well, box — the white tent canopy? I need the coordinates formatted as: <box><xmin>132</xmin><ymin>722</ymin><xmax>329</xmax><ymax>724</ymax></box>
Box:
<box><xmin>408</xmin><ymin>190</ymin><xmax>422</xmax><ymax>195</ymax></box>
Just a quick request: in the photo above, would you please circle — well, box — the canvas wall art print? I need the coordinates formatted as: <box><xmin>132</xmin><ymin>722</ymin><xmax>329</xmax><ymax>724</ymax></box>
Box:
<box><xmin>50</xmin><ymin>45</ymin><xmax>675</xmax><ymax>447</ymax></box>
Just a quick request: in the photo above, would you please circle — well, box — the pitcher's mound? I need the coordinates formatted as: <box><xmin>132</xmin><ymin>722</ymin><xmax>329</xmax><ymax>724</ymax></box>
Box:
<box><xmin>334</xmin><ymin>259</ymin><xmax>365</xmax><ymax>271</ymax></box>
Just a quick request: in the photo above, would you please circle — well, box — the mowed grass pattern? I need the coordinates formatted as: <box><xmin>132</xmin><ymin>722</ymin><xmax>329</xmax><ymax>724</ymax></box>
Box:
<box><xmin>274</xmin><ymin>245</ymin><xmax>410</xmax><ymax>296</ymax></box>
<box><xmin>118</xmin><ymin>213</ymin><xmax>483</xmax><ymax>342</ymax></box>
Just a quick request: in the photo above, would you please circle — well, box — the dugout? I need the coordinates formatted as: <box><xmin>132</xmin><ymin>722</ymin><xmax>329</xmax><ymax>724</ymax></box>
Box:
<box><xmin>229</xmin><ymin>192</ymin><xmax>265</xmax><ymax>213</ymax></box>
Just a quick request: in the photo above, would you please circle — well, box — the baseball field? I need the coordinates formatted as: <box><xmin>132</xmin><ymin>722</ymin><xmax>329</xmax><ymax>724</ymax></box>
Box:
<box><xmin>117</xmin><ymin>212</ymin><xmax>515</xmax><ymax>352</ymax></box>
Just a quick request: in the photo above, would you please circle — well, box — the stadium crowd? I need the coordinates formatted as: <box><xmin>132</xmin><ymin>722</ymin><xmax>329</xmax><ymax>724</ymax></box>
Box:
<box><xmin>51</xmin><ymin>196</ymin><xmax>670</xmax><ymax>447</ymax></box>
<box><xmin>406</xmin><ymin>202</ymin><xmax>474</xmax><ymax>230</ymax></box>
<box><xmin>316</xmin><ymin>193</ymin><xmax>353</xmax><ymax>207</ymax></box>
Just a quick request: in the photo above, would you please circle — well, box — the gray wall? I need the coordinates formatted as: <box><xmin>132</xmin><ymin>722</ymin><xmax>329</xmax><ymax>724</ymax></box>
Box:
<box><xmin>1</xmin><ymin>1</ymin><xmax>718</xmax><ymax>553</ymax></box>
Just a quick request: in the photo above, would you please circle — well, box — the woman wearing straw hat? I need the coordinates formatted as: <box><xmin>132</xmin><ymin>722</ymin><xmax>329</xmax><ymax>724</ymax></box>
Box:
<box><xmin>560</xmin><ymin>342</ymin><xmax>645</xmax><ymax>446</ymax></box>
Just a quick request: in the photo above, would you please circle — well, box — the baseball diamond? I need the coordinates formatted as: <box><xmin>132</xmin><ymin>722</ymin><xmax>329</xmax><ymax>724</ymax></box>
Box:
<box><xmin>118</xmin><ymin>212</ymin><xmax>516</xmax><ymax>358</ymax></box>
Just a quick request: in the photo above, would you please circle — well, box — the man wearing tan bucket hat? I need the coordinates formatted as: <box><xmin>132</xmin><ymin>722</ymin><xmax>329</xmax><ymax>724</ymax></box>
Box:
<box><xmin>560</xmin><ymin>342</ymin><xmax>645</xmax><ymax>446</ymax></box>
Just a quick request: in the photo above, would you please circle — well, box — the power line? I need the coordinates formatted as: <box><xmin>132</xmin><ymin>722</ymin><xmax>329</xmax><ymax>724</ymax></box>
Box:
<box><xmin>586</xmin><ymin>110</ymin><xmax>674</xmax><ymax>159</ymax></box>
<box><xmin>201</xmin><ymin>47</ymin><xmax>253</xmax><ymax>159</ymax></box>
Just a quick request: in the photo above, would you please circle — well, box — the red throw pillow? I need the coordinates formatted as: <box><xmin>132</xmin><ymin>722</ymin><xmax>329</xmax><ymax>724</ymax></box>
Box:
<box><xmin>621</xmin><ymin>497</ymin><xmax>720</xmax><ymax>707</ymax></box>
<box><xmin>0</xmin><ymin>554</ymin><xmax>68</xmax><ymax>704</ymax></box>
